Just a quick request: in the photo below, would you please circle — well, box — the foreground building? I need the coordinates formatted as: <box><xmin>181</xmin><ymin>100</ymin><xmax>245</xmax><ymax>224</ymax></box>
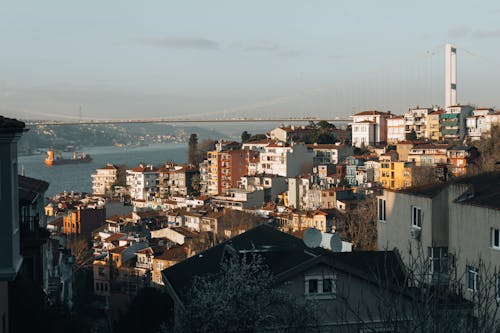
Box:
<box><xmin>162</xmin><ymin>224</ymin><xmax>409</xmax><ymax>332</ymax></box>
<box><xmin>377</xmin><ymin>173</ymin><xmax>500</xmax><ymax>304</ymax></box>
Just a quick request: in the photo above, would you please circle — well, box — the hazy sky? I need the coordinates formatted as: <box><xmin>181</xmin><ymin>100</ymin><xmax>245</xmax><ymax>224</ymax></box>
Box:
<box><xmin>2</xmin><ymin>0</ymin><xmax>500</xmax><ymax>120</ymax></box>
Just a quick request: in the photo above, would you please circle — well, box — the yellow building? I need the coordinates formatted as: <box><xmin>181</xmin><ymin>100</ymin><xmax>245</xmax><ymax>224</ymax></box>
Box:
<box><xmin>380</xmin><ymin>161</ymin><xmax>414</xmax><ymax>190</ymax></box>
<box><xmin>425</xmin><ymin>110</ymin><xmax>444</xmax><ymax>141</ymax></box>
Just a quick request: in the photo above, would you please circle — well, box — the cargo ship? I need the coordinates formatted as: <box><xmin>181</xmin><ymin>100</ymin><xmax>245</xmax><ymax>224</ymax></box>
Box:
<box><xmin>44</xmin><ymin>149</ymin><xmax>92</xmax><ymax>166</ymax></box>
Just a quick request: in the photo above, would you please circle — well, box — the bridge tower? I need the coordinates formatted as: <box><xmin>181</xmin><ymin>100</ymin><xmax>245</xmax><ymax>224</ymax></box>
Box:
<box><xmin>445</xmin><ymin>43</ymin><xmax>457</xmax><ymax>108</ymax></box>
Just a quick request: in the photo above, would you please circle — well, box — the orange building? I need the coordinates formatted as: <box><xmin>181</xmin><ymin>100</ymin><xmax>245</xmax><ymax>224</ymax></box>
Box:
<box><xmin>207</xmin><ymin>149</ymin><xmax>253</xmax><ymax>195</ymax></box>
<box><xmin>151</xmin><ymin>245</ymin><xmax>188</xmax><ymax>285</ymax></box>
<box><xmin>63</xmin><ymin>206</ymin><xmax>106</xmax><ymax>237</ymax></box>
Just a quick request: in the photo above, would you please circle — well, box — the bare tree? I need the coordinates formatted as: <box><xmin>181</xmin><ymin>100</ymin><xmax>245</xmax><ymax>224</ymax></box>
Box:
<box><xmin>67</xmin><ymin>236</ymin><xmax>93</xmax><ymax>270</ymax></box>
<box><xmin>176</xmin><ymin>254</ymin><xmax>318</xmax><ymax>333</ymax></box>
<box><xmin>474</xmin><ymin>125</ymin><xmax>500</xmax><ymax>172</ymax></box>
<box><xmin>341</xmin><ymin>196</ymin><xmax>377</xmax><ymax>250</ymax></box>
<box><xmin>335</xmin><ymin>243</ymin><xmax>500</xmax><ymax>333</ymax></box>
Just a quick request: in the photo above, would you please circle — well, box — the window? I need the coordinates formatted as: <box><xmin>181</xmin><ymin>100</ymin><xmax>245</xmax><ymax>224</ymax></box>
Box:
<box><xmin>467</xmin><ymin>266</ymin><xmax>479</xmax><ymax>292</ymax></box>
<box><xmin>305</xmin><ymin>274</ymin><xmax>336</xmax><ymax>299</ymax></box>
<box><xmin>411</xmin><ymin>206</ymin><xmax>422</xmax><ymax>228</ymax></box>
<box><xmin>308</xmin><ymin>279</ymin><xmax>318</xmax><ymax>293</ymax></box>
<box><xmin>492</xmin><ymin>228</ymin><xmax>500</xmax><ymax>249</ymax></box>
<box><xmin>323</xmin><ymin>278</ymin><xmax>333</xmax><ymax>293</ymax></box>
<box><xmin>428</xmin><ymin>247</ymin><xmax>448</xmax><ymax>274</ymax></box>
<box><xmin>377</xmin><ymin>198</ymin><xmax>386</xmax><ymax>222</ymax></box>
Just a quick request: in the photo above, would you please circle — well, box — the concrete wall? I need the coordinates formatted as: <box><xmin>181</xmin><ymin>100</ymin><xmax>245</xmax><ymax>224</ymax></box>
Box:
<box><xmin>280</xmin><ymin>263</ymin><xmax>411</xmax><ymax>332</ymax></box>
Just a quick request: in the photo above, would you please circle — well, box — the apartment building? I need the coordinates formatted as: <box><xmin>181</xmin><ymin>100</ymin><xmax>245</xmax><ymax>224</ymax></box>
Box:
<box><xmin>466</xmin><ymin>108</ymin><xmax>500</xmax><ymax>141</ymax></box>
<box><xmin>377</xmin><ymin>173</ymin><xmax>500</xmax><ymax>303</ymax></box>
<box><xmin>380</xmin><ymin>161</ymin><xmax>414</xmax><ymax>190</ymax></box>
<box><xmin>407</xmin><ymin>143</ymin><xmax>449</xmax><ymax>166</ymax></box>
<box><xmin>206</xmin><ymin>149</ymin><xmax>250</xmax><ymax>195</ymax></box>
<box><xmin>306</xmin><ymin>143</ymin><xmax>353</xmax><ymax>165</ymax></box>
<box><xmin>63</xmin><ymin>204</ymin><xmax>106</xmax><ymax>237</ymax></box>
<box><xmin>404</xmin><ymin>107</ymin><xmax>433</xmax><ymax>139</ymax></box>
<box><xmin>441</xmin><ymin>105</ymin><xmax>474</xmax><ymax>141</ymax></box>
<box><xmin>126</xmin><ymin>164</ymin><xmax>159</xmax><ymax>200</ymax></box>
<box><xmin>257</xmin><ymin>142</ymin><xmax>313</xmax><ymax>177</ymax></box>
<box><xmin>91</xmin><ymin>163</ymin><xmax>121</xmax><ymax>196</ymax></box>
<box><xmin>386</xmin><ymin>115</ymin><xmax>405</xmax><ymax>144</ymax></box>
<box><xmin>157</xmin><ymin>163</ymin><xmax>196</xmax><ymax>198</ymax></box>
<box><xmin>425</xmin><ymin>110</ymin><xmax>444</xmax><ymax>141</ymax></box>
<box><xmin>350</xmin><ymin>110</ymin><xmax>391</xmax><ymax>148</ymax></box>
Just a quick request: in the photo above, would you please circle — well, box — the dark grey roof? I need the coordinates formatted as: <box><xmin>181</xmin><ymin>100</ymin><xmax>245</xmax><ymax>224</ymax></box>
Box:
<box><xmin>0</xmin><ymin>116</ymin><xmax>25</xmax><ymax>130</ymax></box>
<box><xmin>163</xmin><ymin>224</ymin><xmax>406</xmax><ymax>304</ymax></box>
<box><xmin>18</xmin><ymin>175</ymin><xmax>49</xmax><ymax>204</ymax></box>
<box><xmin>453</xmin><ymin>172</ymin><xmax>500</xmax><ymax>210</ymax></box>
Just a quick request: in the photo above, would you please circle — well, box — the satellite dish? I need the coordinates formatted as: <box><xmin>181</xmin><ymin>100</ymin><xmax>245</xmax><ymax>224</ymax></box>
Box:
<box><xmin>303</xmin><ymin>228</ymin><xmax>322</xmax><ymax>248</ymax></box>
<box><xmin>330</xmin><ymin>232</ymin><xmax>343</xmax><ymax>253</ymax></box>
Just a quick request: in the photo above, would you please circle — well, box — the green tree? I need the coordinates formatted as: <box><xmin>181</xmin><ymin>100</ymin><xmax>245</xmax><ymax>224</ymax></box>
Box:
<box><xmin>247</xmin><ymin>133</ymin><xmax>267</xmax><ymax>142</ymax></box>
<box><xmin>406</xmin><ymin>129</ymin><xmax>417</xmax><ymax>140</ymax></box>
<box><xmin>177</xmin><ymin>254</ymin><xmax>318</xmax><ymax>333</ymax></box>
<box><xmin>241</xmin><ymin>131</ymin><xmax>251</xmax><ymax>143</ymax></box>
<box><xmin>188</xmin><ymin>133</ymin><xmax>199</xmax><ymax>166</ymax></box>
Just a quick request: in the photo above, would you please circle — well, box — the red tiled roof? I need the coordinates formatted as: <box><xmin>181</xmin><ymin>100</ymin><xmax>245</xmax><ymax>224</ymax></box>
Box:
<box><xmin>104</xmin><ymin>233</ymin><xmax>126</xmax><ymax>242</ymax></box>
<box><xmin>352</xmin><ymin>110</ymin><xmax>390</xmax><ymax>116</ymax></box>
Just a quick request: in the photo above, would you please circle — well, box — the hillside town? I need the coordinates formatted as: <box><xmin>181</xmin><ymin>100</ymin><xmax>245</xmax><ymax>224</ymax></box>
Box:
<box><xmin>3</xmin><ymin>96</ymin><xmax>500</xmax><ymax>332</ymax></box>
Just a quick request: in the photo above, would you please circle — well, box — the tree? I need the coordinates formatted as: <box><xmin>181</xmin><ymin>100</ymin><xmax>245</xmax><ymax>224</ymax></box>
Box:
<box><xmin>115</xmin><ymin>287</ymin><xmax>174</xmax><ymax>333</ymax></box>
<box><xmin>197</xmin><ymin>138</ymin><xmax>216</xmax><ymax>163</ymax></box>
<box><xmin>241</xmin><ymin>131</ymin><xmax>251</xmax><ymax>143</ymax></box>
<box><xmin>177</xmin><ymin>254</ymin><xmax>318</xmax><ymax>333</ymax></box>
<box><xmin>247</xmin><ymin>133</ymin><xmax>267</xmax><ymax>142</ymax></box>
<box><xmin>317</xmin><ymin>120</ymin><xmax>336</xmax><ymax>130</ymax></box>
<box><xmin>335</xmin><ymin>246</ymin><xmax>500</xmax><ymax>333</ymax></box>
<box><xmin>67</xmin><ymin>236</ymin><xmax>93</xmax><ymax>270</ymax></box>
<box><xmin>341</xmin><ymin>196</ymin><xmax>377</xmax><ymax>250</ymax></box>
<box><xmin>188</xmin><ymin>133</ymin><xmax>199</xmax><ymax>166</ymax></box>
<box><xmin>474</xmin><ymin>125</ymin><xmax>500</xmax><ymax>172</ymax></box>
<box><xmin>406</xmin><ymin>129</ymin><xmax>418</xmax><ymax>140</ymax></box>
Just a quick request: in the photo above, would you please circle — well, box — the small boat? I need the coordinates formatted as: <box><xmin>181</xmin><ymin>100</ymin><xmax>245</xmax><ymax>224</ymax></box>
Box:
<box><xmin>44</xmin><ymin>149</ymin><xmax>92</xmax><ymax>166</ymax></box>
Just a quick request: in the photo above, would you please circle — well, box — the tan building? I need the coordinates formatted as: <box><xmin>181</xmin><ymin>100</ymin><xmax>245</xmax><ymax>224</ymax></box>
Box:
<box><xmin>377</xmin><ymin>173</ymin><xmax>500</xmax><ymax>306</ymax></box>
<box><xmin>151</xmin><ymin>245</ymin><xmax>188</xmax><ymax>285</ymax></box>
<box><xmin>407</xmin><ymin>143</ymin><xmax>449</xmax><ymax>166</ymax></box>
<box><xmin>63</xmin><ymin>206</ymin><xmax>106</xmax><ymax>237</ymax></box>
<box><xmin>91</xmin><ymin>163</ymin><xmax>120</xmax><ymax>196</ymax></box>
<box><xmin>426</xmin><ymin>109</ymin><xmax>444</xmax><ymax>141</ymax></box>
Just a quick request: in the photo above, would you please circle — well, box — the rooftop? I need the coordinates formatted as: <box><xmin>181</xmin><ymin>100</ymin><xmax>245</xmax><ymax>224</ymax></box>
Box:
<box><xmin>0</xmin><ymin>116</ymin><xmax>25</xmax><ymax>130</ymax></box>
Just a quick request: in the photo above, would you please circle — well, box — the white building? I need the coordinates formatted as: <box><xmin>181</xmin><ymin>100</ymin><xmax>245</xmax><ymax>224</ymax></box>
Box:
<box><xmin>126</xmin><ymin>164</ymin><xmax>158</xmax><ymax>201</ymax></box>
<box><xmin>258</xmin><ymin>142</ymin><xmax>313</xmax><ymax>177</ymax></box>
<box><xmin>287</xmin><ymin>176</ymin><xmax>312</xmax><ymax>210</ymax></box>
<box><xmin>306</xmin><ymin>143</ymin><xmax>353</xmax><ymax>165</ymax></box>
<box><xmin>386</xmin><ymin>115</ymin><xmax>405</xmax><ymax>144</ymax></box>
<box><xmin>404</xmin><ymin>107</ymin><xmax>433</xmax><ymax>139</ymax></box>
<box><xmin>91</xmin><ymin>163</ymin><xmax>119</xmax><ymax>195</ymax></box>
<box><xmin>466</xmin><ymin>108</ymin><xmax>500</xmax><ymax>141</ymax></box>
<box><xmin>240</xmin><ymin>175</ymin><xmax>288</xmax><ymax>203</ymax></box>
<box><xmin>350</xmin><ymin>110</ymin><xmax>391</xmax><ymax>148</ymax></box>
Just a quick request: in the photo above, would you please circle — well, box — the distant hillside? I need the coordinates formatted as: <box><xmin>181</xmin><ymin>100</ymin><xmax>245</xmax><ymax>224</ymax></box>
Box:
<box><xmin>18</xmin><ymin>122</ymin><xmax>226</xmax><ymax>155</ymax></box>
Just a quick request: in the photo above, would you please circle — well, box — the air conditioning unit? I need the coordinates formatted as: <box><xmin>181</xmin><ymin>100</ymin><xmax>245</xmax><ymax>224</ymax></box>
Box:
<box><xmin>409</xmin><ymin>227</ymin><xmax>421</xmax><ymax>241</ymax></box>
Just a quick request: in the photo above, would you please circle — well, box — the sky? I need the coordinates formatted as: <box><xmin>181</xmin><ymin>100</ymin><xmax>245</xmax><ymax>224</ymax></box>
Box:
<box><xmin>1</xmin><ymin>0</ymin><xmax>500</xmax><ymax>120</ymax></box>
